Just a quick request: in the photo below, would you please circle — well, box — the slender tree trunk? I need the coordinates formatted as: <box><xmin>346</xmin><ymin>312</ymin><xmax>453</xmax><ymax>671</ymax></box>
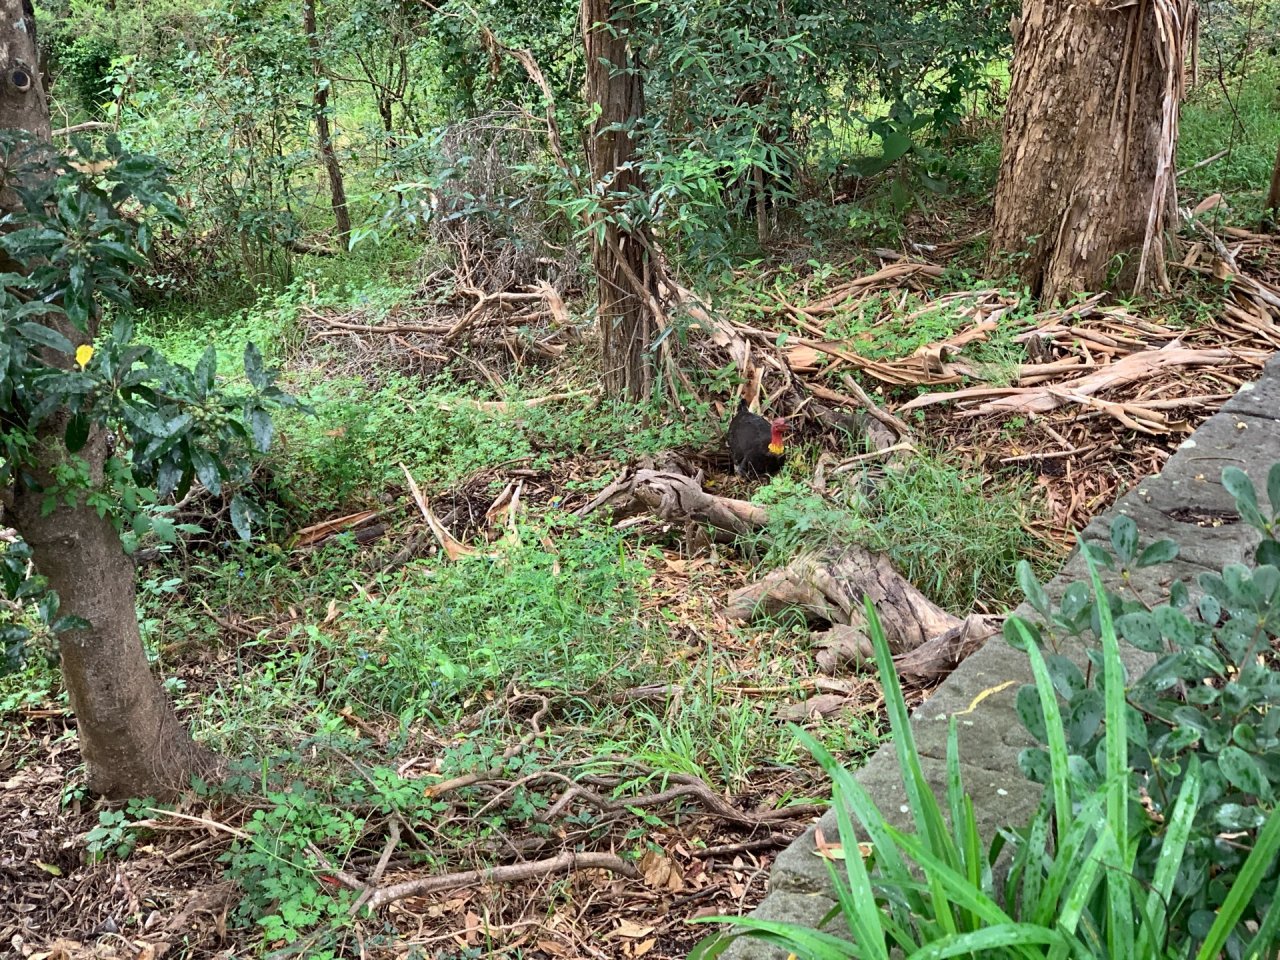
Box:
<box><xmin>988</xmin><ymin>0</ymin><xmax>1196</xmax><ymax>301</ymax></box>
<box><xmin>582</xmin><ymin>0</ymin><xmax>660</xmax><ymax>400</ymax></box>
<box><xmin>11</xmin><ymin>445</ymin><xmax>218</xmax><ymax>799</ymax></box>
<box><xmin>0</xmin><ymin>0</ymin><xmax>216</xmax><ymax>799</ymax></box>
<box><xmin>302</xmin><ymin>0</ymin><xmax>351</xmax><ymax>244</ymax></box>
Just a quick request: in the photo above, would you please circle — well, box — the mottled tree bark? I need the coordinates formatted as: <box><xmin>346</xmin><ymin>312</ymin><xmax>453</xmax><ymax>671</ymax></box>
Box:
<box><xmin>988</xmin><ymin>0</ymin><xmax>1193</xmax><ymax>301</ymax></box>
<box><xmin>1</xmin><ymin>0</ymin><xmax>216</xmax><ymax>799</ymax></box>
<box><xmin>303</xmin><ymin>0</ymin><xmax>351</xmax><ymax>244</ymax></box>
<box><xmin>582</xmin><ymin>0</ymin><xmax>660</xmax><ymax>400</ymax></box>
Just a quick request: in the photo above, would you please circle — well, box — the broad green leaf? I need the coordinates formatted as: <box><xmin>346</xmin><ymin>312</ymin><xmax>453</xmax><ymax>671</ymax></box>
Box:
<box><xmin>1110</xmin><ymin>516</ymin><xmax>1138</xmax><ymax>564</ymax></box>
<box><xmin>17</xmin><ymin>322</ymin><xmax>73</xmax><ymax>354</ymax></box>
<box><xmin>190</xmin><ymin>446</ymin><xmax>221</xmax><ymax>495</ymax></box>
<box><xmin>194</xmin><ymin>344</ymin><xmax>217</xmax><ymax>398</ymax></box>
<box><xmin>230</xmin><ymin>495</ymin><xmax>252</xmax><ymax>541</ymax></box>
<box><xmin>1137</xmin><ymin>539</ymin><xmax>1179</xmax><ymax>567</ymax></box>
<box><xmin>244</xmin><ymin>342</ymin><xmax>268</xmax><ymax>390</ymax></box>
<box><xmin>64</xmin><ymin>413</ymin><xmax>89</xmax><ymax>453</ymax></box>
<box><xmin>249</xmin><ymin>406</ymin><xmax>273</xmax><ymax>453</ymax></box>
<box><xmin>880</xmin><ymin>131</ymin><xmax>913</xmax><ymax>162</ymax></box>
<box><xmin>1218</xmin><ymin>746</ymin><xmax>1271</xmax><ymax>799</ymax></box>
<box><xmin>1223</xmin><ymin>466</ymin><xmax>1267</xmax><ymax>530</ymax></box>
<box><xmin>1017</xmin><ymin>560</ymin><xmax>1049</xmax><ymax>617</ymax></box>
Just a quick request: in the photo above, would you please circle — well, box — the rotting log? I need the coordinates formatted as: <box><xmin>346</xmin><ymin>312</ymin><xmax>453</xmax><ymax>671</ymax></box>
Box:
<box><xmin>582</xmin><ymin>463</ymin><xmax>998</xmax><ymax>682</ymax></box>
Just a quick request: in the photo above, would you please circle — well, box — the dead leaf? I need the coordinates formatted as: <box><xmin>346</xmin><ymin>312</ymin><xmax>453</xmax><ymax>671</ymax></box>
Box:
<box><xmin>634</xmin><ymin>938</ymin><xmax>657</xmax><ymax>957</ymax></box>
<box><xmin>536</xmin><ymin>941</ymin><xmax>568</xmax><ymax>957</ymax></box>
<box><xmin>776</xmin><ymin>693</ymin><xmax>850</xmax><ymax>721</ymax></box>
<box><xmin>1192</xmin><ymin>193</ymin><xmax>1224</xmax><ymax>215</ymax></box>
<box><xmin>639</xmin><ymin>849</ymin><xmax>685</xmax><ymax>892</ymax></box>
<box><xmin>611</xmin><ymin>919</ymin><xmax>656</xmax><ymax>939</ymax></box>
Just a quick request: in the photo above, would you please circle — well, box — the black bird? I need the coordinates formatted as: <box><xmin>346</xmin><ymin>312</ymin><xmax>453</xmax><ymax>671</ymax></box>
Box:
<box><xmin>728</xmin><ymin>399</ymin><xmax>787</xmax><ymax>478</ymax></box>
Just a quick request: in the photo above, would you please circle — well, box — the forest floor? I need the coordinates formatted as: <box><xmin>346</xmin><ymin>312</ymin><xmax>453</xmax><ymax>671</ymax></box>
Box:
<box><xmin>5</xmin><ymin>114</ymin><xmax>1280</xmax><ymax>959</ymax></box>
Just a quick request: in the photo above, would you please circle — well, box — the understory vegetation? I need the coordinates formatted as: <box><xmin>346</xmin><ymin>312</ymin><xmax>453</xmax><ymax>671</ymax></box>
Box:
<box><xmin>2</xmin><ymin>0</ymin><xmax>1279</xmax><ymax>958</ymax></box>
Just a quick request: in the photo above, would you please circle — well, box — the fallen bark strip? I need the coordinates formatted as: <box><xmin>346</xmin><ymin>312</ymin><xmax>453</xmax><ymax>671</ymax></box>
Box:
<box><xmin>900</xmin><ymin>345</ymin><xmax>1266</xmax><ymax>416</ymax></box>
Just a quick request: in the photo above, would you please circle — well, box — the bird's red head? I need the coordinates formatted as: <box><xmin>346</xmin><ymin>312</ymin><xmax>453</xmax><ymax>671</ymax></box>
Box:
<box><xmin>768</xmin><ymin>417</ymin><xmax>786</xmax><ymax>455</ymax></box>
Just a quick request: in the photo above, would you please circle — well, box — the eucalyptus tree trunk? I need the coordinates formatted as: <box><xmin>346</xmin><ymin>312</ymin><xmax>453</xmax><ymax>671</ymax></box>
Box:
<box><xmin>303</xmin><ymin>0</ymin><xmax>351</xmax><ymax>244</ymax></box>
<box><xmin>1</xmin><ymin>0</ymin><xmax>216</xmax><ymax>799</ymax></box>
<box><xmin>582</xmin><ymin>0</ymin><xmax>660</xmax><ymax>400</ymax></box>
<box><xmin>988</xmin><ymin>0</ymin><xmax>1196</xmax><ymax>301</ymax></box>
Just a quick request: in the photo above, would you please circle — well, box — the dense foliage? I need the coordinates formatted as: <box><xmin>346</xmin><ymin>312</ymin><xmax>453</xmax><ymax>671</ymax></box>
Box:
<box><xmin>0</xmin><ymin>131</ymin><xmax>296</xmax><ymax>671</ymax></box>
<box><xmin>695</xmin><ymin>463</ymin><xmax>1280</xmax><ymax>959</ymax></box>
<box><xmin>1011</xmin><ymin>466</ymin><xmax>1280</xmax><ymax>957</ymax></box>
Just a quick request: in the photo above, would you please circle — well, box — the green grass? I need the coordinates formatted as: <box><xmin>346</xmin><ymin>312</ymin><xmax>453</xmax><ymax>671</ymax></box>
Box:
<box><xmin>1179</xmin><ymin>63</ymin><xmax>1280</xmax><ymax>223</ymax></box>
<box><xmin>753</xmin><ymin>450</ymin><xmax>1043</xmax><ymax>614</ymax></box>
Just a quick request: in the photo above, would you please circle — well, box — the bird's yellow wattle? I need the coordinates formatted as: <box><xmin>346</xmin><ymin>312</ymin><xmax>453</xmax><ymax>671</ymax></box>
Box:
<box><xmin>768</xmin><ymin>441</ymin><xmax>784</xmax><ymax>454</ymax></box>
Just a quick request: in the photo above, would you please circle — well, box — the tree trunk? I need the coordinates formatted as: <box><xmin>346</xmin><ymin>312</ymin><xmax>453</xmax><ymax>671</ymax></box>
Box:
<box><xmin>988</xmin><ymin>0</ymin><xmax>1195</xmax><ymax>301</ymax></box>
<box><xmin>582</xmin><ymin>0</ymin><xmax>660</xmax><ymax>400</ymax></box>
<box><xmin>0</xmin><ymin>0</ymin><xmax>216</xmax><ymax>799</ymax></box>
<box><xmin>11</xmin><ymin>445</ymin><xmax>218</xmax><ymax>799</ymax></box>
<box><xmin>303</xmin><ymin>0</ymin><xmax>351</xmax><ymax>245</ymax></box>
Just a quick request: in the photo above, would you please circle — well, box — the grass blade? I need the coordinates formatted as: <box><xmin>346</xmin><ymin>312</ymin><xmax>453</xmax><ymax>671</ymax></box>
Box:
<box><xmin>1195</xmin><ymin>803</ymin><xmax>1280</xmax><ymax>960</ymax></box>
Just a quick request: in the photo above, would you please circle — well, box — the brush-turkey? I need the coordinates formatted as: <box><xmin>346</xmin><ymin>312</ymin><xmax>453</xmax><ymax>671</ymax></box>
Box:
<box><xmin>728</xmin><ymin>399</ymin><xmax>787</xmax><ymax>478</ymax></box>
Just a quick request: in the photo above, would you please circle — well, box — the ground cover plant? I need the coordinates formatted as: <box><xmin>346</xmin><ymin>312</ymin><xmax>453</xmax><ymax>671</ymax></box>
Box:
<box><xmin>1</xmin><ymin>0</ymin><xmax>1280</xmax><ymax>957</ymax></box>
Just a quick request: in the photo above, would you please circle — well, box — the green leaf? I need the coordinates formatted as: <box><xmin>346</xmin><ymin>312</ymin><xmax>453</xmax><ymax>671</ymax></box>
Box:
<box><xmin>1117</xmin><ymin>611</ymin><xmax>1164</xmax><ymax>652</ymax></box>
<box><xmin>1223</xmin><ymin>466</ymin><xmax>1267</xmax><ymax>530</ymax></box>
<box><xmin>249</xmin><ymin>407</ymin><xmax>273</xmax><ymax>453</ymax></box>
<box><xmin>194</xmin><ymin>344</ymin><xmax>217</xmax><ymax>399</ymax></box>
<box><xmin>244</xmin><ymin>342</ymin><xmax>268</xmax><ymax>390</ymax></box>
<box><xmin>1137</xmin><ymin>539</ymin><xmax>1179</xmax><ymax>568</ymax></box>
<box><xmin>189</xmin><ymin>446</ymin><xmax>221</xmax><ymax>495</ymax></box>
<box><xmin>1257</xmin><ymin>540</ymin><xmax>1280</xmax><ymax>567</ymax></box>
<box><xmin>1154</xmin><ymin>605</ymin><xmax>1195</xmax><ymax>647</ymax></box>
<box><xmin>1268</xmin><ymin>463</ymin><xmax>1280</xmax><ymax>520</ymax></box>
<box><xmin>880</xmin><ymin>131</ymin><xmax>913</xmax><ymax>162</ymax></box>
<box><xmin>1218</xmin><ymin>746</ymin><xmax>1271</xmax><ymax>799</ymax></box>
<box><xmin>1044</xmin><ymin>654</ymin><xmax>1085</xmax><ymax>700</ymax></box>
<box><xmin>1016</xmin><ymin>684</ymin><xmax>1048</xmax><ymax>741</ymax></box>
<box><xmin>1216</xmin><ymin>803</ymin><xmax>1266</xmax><ymax>831</ymax></box>
<box><xmin>17</xmin><ymin>322</ymin><xmax>74</xmax><ymax>354</ymax></box>
<box><xmin>230</xmin><ymin>495</ymin><xmax>252</xmax><ymax>541</ymax></box>
<box><xmin>64</xmin><ymin>413</ymin><xmax>89</xmax><ymax>453</ymax></box>
<box><xmin>1017</xmin><ymin>560</ymin><xmax>1049</xmax><ymax>617</ymax></box>
<box><xmin>1109</xmin><ymin>516</ymin><xmax>1138</xmax><ymax>564</ymax></box>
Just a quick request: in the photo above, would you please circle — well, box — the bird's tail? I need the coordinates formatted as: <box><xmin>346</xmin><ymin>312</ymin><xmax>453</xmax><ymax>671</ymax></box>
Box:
<box><xmin>737</xmin><ymin>397</ymin><xmax>750</xmax><ymax>414</ymax></box>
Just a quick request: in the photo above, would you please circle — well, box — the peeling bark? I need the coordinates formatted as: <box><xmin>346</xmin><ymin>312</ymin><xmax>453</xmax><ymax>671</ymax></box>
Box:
<box><xmin>988</xmin><ymin>0</ymin><xmax>1193</xmax><ymax>301</ymax></box>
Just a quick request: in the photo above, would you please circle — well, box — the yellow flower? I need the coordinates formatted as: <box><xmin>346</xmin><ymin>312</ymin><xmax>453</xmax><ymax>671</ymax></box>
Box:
<box><xmin>75</xmin><ymin>344</ymin><xmax>94</xmax><ymax>369</ymax></box>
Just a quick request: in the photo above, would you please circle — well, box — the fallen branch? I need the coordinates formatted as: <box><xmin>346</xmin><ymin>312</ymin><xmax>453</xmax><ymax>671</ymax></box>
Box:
<box><xmin>323</xmin><ymin>848</ymin><xmax>642</xmax><ymax>911</ymax></box>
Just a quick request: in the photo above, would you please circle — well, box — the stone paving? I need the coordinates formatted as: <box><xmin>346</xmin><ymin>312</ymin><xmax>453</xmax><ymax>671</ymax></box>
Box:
<box><xmin>716</xmin><ymin>353</ymin><xmax>1280</xmax><ymax>959</ymax></box>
